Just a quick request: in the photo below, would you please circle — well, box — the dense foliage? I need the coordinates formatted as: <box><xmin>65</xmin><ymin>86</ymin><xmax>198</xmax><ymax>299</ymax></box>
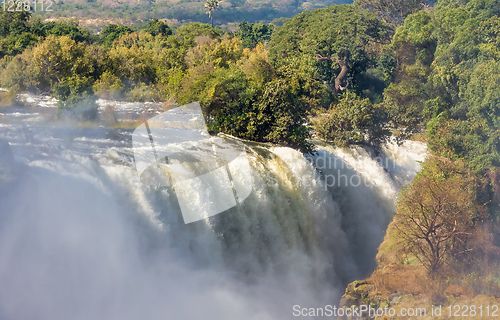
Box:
<box><xmin>269</xmin><ymin>5</ymin><xmax>391</xmax><ymax>96</ymax></box>
<box><xmin>380</xmin><ymin>0</ymin><xmax>500</xmax><ymax>287</ymax></box>
<box><xmin>0</xmin><ymin>13</ymin><xmax>321</xmax><ymax>151</ymax></box>
<box><xmin>313</xmin><ymin>93</ymin><xmax>389</xmax><ymax>146</ymax></box>
<box><xmin>236</xmin><ymin>20</ymin><xmax>274</xmax><ymax>48</ymax></box>
<box><xmin>1</xmin><ymin>0</ymin><xmax>500</xmax><ymax>298</ymax></box>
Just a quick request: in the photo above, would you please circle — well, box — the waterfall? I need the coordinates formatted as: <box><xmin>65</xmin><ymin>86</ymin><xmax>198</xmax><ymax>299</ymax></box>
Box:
<box><xmin>0</xmin><ymin>104</ymin><xmax>427</xmax><ymax>320</ymax></box>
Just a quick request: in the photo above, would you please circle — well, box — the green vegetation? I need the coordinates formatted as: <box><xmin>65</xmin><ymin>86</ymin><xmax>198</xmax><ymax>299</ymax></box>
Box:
<box><xmin>313</xmin><ymin>93</ymin><xmax>389</xmax><ymax>146</ymax></box>
<box><xmin>369</xmin><ymin>0</ymin><xmax>500</xmax><ymax>305</ymax></box>
<box><xmin>145</xmin><ymin>18</ymin><xmax>172</xmax><ymax>37</ymax></box>
<box><xmin>0</xmin><ymin>11</ymin><xmax>37</xmax><ymax>57</ymax></box>
<box><xmin>0</xmin><ymin>13</ymin><xmax>321</xmax><ymax>151</ymax></box>
<box><xmin>99</xmin><ymin>24</ymin><xmax>133</xmax><ymax>47</ymax></box>
<box><xmin>1</xmin><ymin>0</ymin><xmax>500</xmax><ymax>307</ymax></box>
<box><xmin>269</xmin><ymin>4</ymin><xmax>391</xmax><ymax>96</ymax></box>
<box><xmin>353</xmin><ymin>0</ymin><xmax>432</xmax><ymax>26</ymax></box>
<box><xmin>53</xmin><ymin>75</ymin><xmax>99</xmax><ymax>120</ymax></box>
<box><xmin>236</xmin><ymin>21</ymin><xmax>274</xmax><ymax>48</ymax></box>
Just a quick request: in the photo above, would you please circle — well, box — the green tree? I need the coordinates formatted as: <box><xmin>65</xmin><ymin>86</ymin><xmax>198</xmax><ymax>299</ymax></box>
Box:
<box><xmin>1</xmin><ymin>35</ymin><xmax>97</xmax><ymax>92</ymax></box>
<box><xmin>462</xmin><ymin>60</ymin><xmax>500</xmax><ymax>131</ymax></box>
<box><xmin>174</xmin><ymin>22</ymin><xmax>222</xmax><ymax>40</ymax></box>
<box><xmin>0</xmin><ymin>54</ymin><xmax>31</xmax><ymax>91</ymax></box>
<box><xmin>269</xmin><ymin>4</ymin><xmax>391</xmax><ymax>96</ymax></box>
<box><xmin>106</xmin><ymin>44</ymin><xmax>157</xmax><ymax>84</ymax></box>
<box><xmin>392</xmin><ymin>10</ymin><xmax>436</xmax><ymax>66</ymax></box>
<box><xmin>41</xmin><ymin>20</ymin><xmax>92</xmax><ymax>43</ymax></box>
<box><xmin>255</xmin><ymin>77</ymin><xmax>314</xmax><ymax>153</ymax></box>
<box><xmin>204</xmin><ymin>0</ymin><xmax>220</xmax><ymax>28</ymax></box>
<box><xmin>28</xmin><ymin>35</ymin><xmax>96</xmax><ymax>91</ymax></box>
<box><xmin>412</xmin><ymin>0</ymin><xmax>500</xmax><ymax>172</ymax></box>
<box><xmin>383</xmin><ymin>64</ymin><xmax>429</xmax><ymax>140</ymax></box>
<box><xmin>313</xmin><ymin>93</ymin><xmax>389</xmax><ymax>146</ymax></box>
<box><xmin>145</xmin><ymin>18</ymin><xmax>172</xmax><ymax>37</ymax></box>
<box><xmin>236</xmin><ymin>20</ymin><xmax>274</xmax><ymax>48</ymax></box>
<box><xmin>354</xmin><ymin>0</ymin><xmax>427</xmax><ymax>26</ymax></box>
<box><xmin>0</xmin><ymin>11</ymin><xmax>31</xmax><ymax>38</ymax></box>
<box><xmin>93</xmin><ymin>70</ymin><xmax>124</xmax><ymax>99</ymax></box>
<box><xmin>383</xmin><ymin>10</ymin><xmax>437</xmax><ymax>140</ymax></box>
<box><xmin>0</xmin><ymin>32</ymin><xmax>38</xmax><ymax>58</ymax></box>
<box><xmin>177</xmin><ymin>37</ymin><xmax>314</xmax><ymax>153</ymax></box>
<box><xmin>0</xmin><ymin>12</ymin><xmax>37</xmax><ymax>58</ymax></box>
<box><xmin>53</xmin><ymin>75</ymin><xmax>99</xmax><ymax>120</ymax></box>
<box><xmin>164</xmin><ymin>23</ymin><xmax>222</xmax><ymax>71</ymax></box>
<box><xmin>100</xmin><ymin>24</ymin><xmax>133</xmax><ymax>47</ymax></box>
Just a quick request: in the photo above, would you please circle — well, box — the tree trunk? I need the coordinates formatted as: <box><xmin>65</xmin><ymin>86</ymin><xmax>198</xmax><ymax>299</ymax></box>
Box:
<box><xmin>315</xmin><ymin>53</ymin><xmax>349</xmax><ymax>94</ymax></box>
<box><xmin>334</xmin><ymin>55</ymin><xmax>349</xmax><ymax>94</ymax></box>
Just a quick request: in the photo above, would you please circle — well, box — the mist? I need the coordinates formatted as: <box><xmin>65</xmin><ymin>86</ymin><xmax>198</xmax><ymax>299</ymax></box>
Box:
<box><xmin>0</xmin><ymin>112</ymin><xmax>425</xmax><ymax>319</ymax></box>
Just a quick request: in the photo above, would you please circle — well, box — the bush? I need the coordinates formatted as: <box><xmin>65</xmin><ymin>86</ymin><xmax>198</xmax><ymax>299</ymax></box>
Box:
<box><xmin>236</xmin><ymin>20</ymin><xmax>274</xmax><ymax>48</ymax></box>
<box><xmin>313</xmin><ymin>93</ymin><xmax>390</xmax><ymax>147</ymax></box>
<box><xmin>93</xmin><ymin>70</ymin><xmax>124</xmax><ymax>99</ymax></box>
<box><xmin>145</xmin><ymin>19</ymin><xmax>172</xmax><ymax>37</ymax></box>
<box><xmin>53</xmin><ymin>75</ymin><xmax>98</xmax><ymax>120</ymax></box>
<box><xmin>99</xmin><ymin>24</ymin><xmax>133</xmax><ymax>47</ymax></box>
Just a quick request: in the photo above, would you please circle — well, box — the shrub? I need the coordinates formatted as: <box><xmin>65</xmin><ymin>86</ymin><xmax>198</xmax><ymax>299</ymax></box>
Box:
<box><xmin>313</xmin><ymin>93</ymin><xmax>389</xmax><ymax>147</ymax></box>
<box><xmin>53</xmin><ymin>75</ymin><xmax>98</xmax><ymax>120</ymax></box>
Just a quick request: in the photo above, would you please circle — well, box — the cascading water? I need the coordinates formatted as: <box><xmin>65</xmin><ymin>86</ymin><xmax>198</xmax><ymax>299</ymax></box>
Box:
<box><xmin>0</xmin><ymin>97</ymin><xmax>427</xmax><ymax>319</ymax></box>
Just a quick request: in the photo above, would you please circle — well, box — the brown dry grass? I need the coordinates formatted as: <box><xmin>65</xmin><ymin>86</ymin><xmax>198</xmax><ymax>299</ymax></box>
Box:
<box><xmin>368</xmin><ymin>264</ymin><xmax>431</xmax><ymax>296</ymax></box>
<box><xmin>349</xmin><ymin>264</ymin><xmax>500</xmax><ymax>320</ymax></box>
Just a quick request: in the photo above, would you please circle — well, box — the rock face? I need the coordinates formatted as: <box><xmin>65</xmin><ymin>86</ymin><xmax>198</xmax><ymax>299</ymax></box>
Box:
<box><xmin>339</xmin><ymin>281</ymin><xmax>375</xmax><ymax>307</ymax></box>
<box><xmin>337</xmin><ymin>276</ymin><xmax>411</xmax><ymax>320</ymax></box>
<box><xmin>338</xmin><ymin>280</ymin><xmax>382</xmax><ymax>320</ymax></box>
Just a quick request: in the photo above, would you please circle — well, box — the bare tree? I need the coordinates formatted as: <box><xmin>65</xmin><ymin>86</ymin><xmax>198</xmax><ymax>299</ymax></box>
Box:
<box><xmin>395</xmin><ymin>158</ymin><xmax>485</xmax><ymax>274</ymax></box>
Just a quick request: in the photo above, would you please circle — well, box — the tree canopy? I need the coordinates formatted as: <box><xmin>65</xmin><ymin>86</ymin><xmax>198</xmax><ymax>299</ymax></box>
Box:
<box><xmin>269</xmin><ymin>4</ymin><xmax>391</xmax><ymax>95</ymax></box>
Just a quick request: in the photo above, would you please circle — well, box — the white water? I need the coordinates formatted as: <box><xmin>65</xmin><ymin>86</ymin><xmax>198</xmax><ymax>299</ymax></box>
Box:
<box><xmin>0</xmin><ymin>103</ymin><xmax>427</xmax><ymax>320</ymax></box>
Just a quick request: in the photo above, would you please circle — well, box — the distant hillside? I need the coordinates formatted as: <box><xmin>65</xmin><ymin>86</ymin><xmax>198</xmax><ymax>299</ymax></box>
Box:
<box><xmin>38</xmin><ymin>0</ymin><xmax>352</xmax><ymax>30</ymax></box>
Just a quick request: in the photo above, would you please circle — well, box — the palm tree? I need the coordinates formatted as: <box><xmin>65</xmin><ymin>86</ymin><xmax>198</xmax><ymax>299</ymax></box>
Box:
<box><xmin>204</xmin><ymin>0</ymin><xmax>220</xmax><ymax>28</ymax></box>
